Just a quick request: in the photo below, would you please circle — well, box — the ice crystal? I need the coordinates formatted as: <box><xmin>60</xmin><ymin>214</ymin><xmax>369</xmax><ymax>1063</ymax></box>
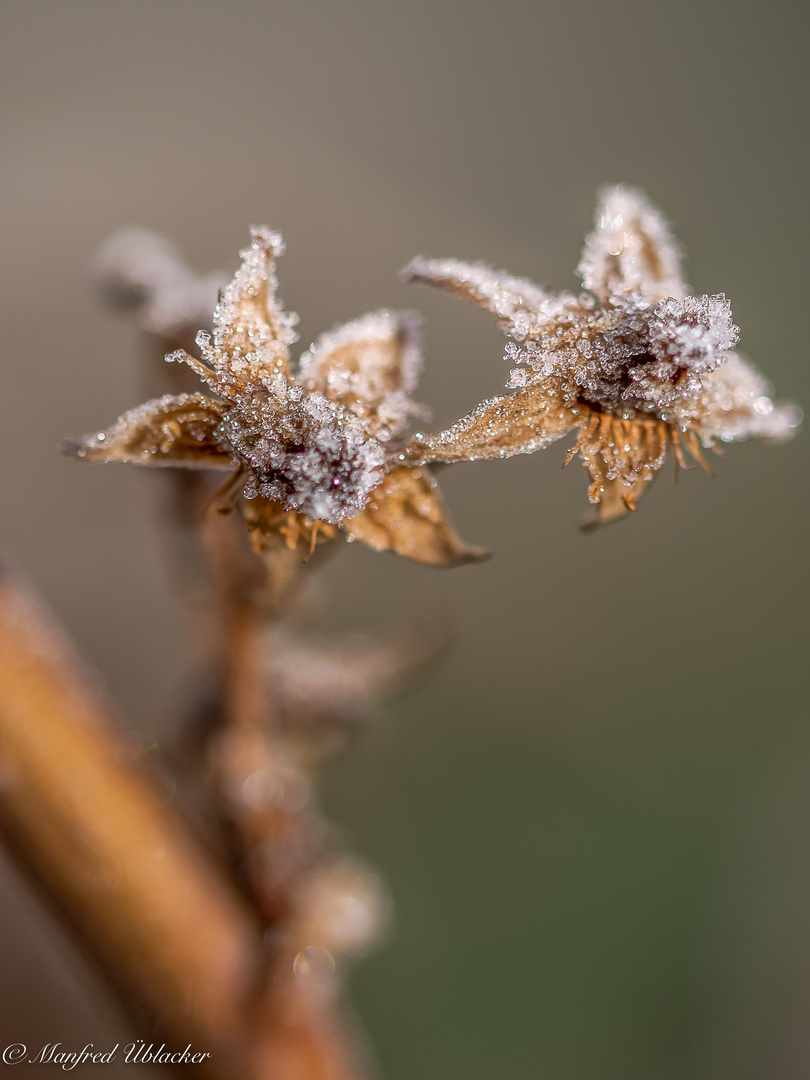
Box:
<box><xmin>402</xmin><ymin>185</ymin><xmax>800</xmax><ymax>525</ymax></box>
<box><xmin>67</xmin><ymin>228</ymin><xmax>485</xmax><ymax>566</ymax></box>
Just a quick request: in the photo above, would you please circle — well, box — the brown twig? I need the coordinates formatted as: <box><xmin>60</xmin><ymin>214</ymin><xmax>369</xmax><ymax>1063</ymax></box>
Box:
<box><xmin>0</xmin><ymin>565</ymin><xmax>365</xmax><ymax>1080</ymax></box>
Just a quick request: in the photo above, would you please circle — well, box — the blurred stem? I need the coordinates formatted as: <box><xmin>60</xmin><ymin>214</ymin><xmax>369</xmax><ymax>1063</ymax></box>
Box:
<box><xmin>0</xmin><ymin>566</ymin><xmax>364</xmax><ymax>1080</ymax></box>
<box><xmin>203</xmin><ymin>511</ymin><xmax>322</xmax><ymax>925</ymax></box>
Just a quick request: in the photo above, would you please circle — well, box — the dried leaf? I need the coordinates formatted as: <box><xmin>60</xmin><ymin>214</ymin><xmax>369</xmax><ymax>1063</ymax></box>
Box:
<box><xmin>62</xmin><ymin>393</ymin><xmax>232</xmax><ymax>468</ymax></box>
<box><xmin>344</xmin><ymin>466</ymin><xmax>488</xmax><ymax>567</ymax></box>
<box><xmin>404</xmin><ymin>383</ymin><xmax>577</xmax><ymax>465</ymax></box>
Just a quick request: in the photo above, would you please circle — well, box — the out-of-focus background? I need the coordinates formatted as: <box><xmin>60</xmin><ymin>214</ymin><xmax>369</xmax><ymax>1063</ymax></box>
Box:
<box><xmin>1</xmin><ymin>1</ymin><xmax>809</xmax><ymax>1076</ymax></box>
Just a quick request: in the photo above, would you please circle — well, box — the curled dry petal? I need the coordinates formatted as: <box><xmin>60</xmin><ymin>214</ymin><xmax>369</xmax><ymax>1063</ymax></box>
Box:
<box><xmin>404</xmin><ymin>383</ymin><xmax>577</xmax><ymax>465</ymax></box>
<box><xmin>577</xmin><ymin>185</ymin><xmax>688</xmax><ymax>305</ymax></box>
<box><xmin>402</xmin><ymin>257</ymin><xmax>554</xmax><ymax>323</ymax></box>
<box><xmin>344</xmin><ymin>466</ymin><xmax>489</xmax><ymax>567</ymax></box>
<box><xmin>61</xmin><ymin>393</ymin><xmax>232</xmax><ymax>469</ymax></box>
<box><xmin>298</xmin><ymin>310</ymin><xmax>425</xmax><ymax>440</ymax></box>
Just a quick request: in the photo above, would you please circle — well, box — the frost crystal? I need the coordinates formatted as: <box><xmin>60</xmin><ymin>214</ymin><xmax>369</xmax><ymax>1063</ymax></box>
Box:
<box><xmin>222</xmin><ymin>383</ymin><xmax>386</xmax><ymax>524</ymax></box>
<box><xmin>403</xmin><ymin>185</ymin><xmax>800</xmax><ymax>525</ymax></box>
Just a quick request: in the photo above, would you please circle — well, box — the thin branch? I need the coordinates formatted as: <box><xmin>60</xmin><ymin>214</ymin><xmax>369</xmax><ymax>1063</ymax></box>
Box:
<box><xmin>0</xmin><ymin>565</ymin><xmax>365</xmax><ymax>1080</ymax></box>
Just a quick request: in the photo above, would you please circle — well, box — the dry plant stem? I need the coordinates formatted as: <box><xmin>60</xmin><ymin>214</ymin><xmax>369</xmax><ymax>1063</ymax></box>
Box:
<box><xmin>0</xmin><ymin>568</ymin><xmax>365</xmax><ymax>1080</ymax></box>
<box><xmin>203</xmin><ymin>511</ymin><xmax>319</xmax><ymax>924</ymax></box>
<box><xmin>0</xmin><ymin>569</ymin><xmax>254</xmax><ymax>1072</ymax></box>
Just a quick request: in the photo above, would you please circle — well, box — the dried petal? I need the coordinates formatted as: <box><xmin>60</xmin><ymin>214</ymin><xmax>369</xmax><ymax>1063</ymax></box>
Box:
<box><xmin>402</xmin><ymin>256</ymin><xmax>581</xmax><ymax>340</ymax></box>
<box><xmin>577</xmin><ymin>185</ymin><xmax>687</xmax><ymax>305</ymax></box>
<box><xmin>344</xmin><ymin>466</ymin><xmax>488</xmax><ymax>567</ymax></box>
<box><xmin>402</xmin><ymin>256</ymin><xmax>550</xmax><ymax>319</ymax></box>
<box><xmin>176</xmin><ymin>227</ymin><xmax>299</xmax><ymax>399</ymax></box>
<box><xmin>297</xmin><ymin>310</ymin><xmax>425</xmax><ymax>440</ymax></box>
<box><xmin>693</xmin><ymin>353</ymin><xmax>802</xmax><ymax>444</ymax></box>
<box><xmin>404</xmin><ymin>382</ymin><xmax>577</xmax><ymax>465</ymax></box>
<box><xmin>61</xmin><ymin>393</ymin><xmax>232</xmax><ymax>468</ymax></box>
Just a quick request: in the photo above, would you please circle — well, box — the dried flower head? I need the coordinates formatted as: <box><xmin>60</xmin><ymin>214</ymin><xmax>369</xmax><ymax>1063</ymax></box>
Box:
<box><xmin>66</xmin><ymin>228</ymin><xmax>486</xmax><ymax>567</ymax></box>
<box><xmin>402</xmin><ymin>185</ymin><xmax>801</xmax><ymax>525</ymax></box>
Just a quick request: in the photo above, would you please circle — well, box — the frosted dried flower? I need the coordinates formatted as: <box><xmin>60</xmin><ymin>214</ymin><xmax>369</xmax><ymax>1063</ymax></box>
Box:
<box><xmin>402</xmin><ymin>185</ymin><xmax>801</xmax><ymax>525</ymax></box>
<box><xmin>66</xmin><ymin>228</ymin><xmax>486</xmax><ymax>566</ymax></box>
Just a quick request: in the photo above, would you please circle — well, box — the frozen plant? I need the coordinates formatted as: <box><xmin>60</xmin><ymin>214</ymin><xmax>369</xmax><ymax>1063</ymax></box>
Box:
<box><xmin>66</xmin><ymin>228</ymin><xmax>484</xmax><ymax>567</ymax></box>
<box><xmin>0</xmin><ymin>188</ymin><xmax>798</xmax><ymax>1080</ymax></box>
<box><xmin>402</xmin><ymin>185</ymin><xmax>801</xmax><ymax>525</ymax></box>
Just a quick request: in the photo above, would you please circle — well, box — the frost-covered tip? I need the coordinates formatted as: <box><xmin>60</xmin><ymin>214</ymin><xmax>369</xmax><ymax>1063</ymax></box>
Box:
<box><xmin>67</xmin><ymin>227</ymin><xmax>487</xmax><ymax>568</ymax></box>
<box><xmin>402</xmin><ymin>185</ymin><xmax>800</xmax><ymax>526</ymax></box>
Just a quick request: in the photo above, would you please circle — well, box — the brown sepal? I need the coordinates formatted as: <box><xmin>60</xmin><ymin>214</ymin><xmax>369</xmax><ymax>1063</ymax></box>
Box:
<box><xmin>62</xmin><ymin>393</ymin><xmax>232</xmax><ymax>469</ymax></box>
<box><xmin>405</xmin><ymin>383</ymin><xmax>577</xmax><ymax>465</ymax></box>
<box><xmin>344</xmin><ymin>466</ymin><xmax>489</xmax><ymax>567</ymax></box>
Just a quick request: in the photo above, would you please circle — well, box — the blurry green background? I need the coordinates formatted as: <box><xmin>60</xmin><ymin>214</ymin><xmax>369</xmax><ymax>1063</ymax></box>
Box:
<box><xmin>1</xmin><ymin>1</ymin><xmax>809</xmax><ymax>1076</ymax></box>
